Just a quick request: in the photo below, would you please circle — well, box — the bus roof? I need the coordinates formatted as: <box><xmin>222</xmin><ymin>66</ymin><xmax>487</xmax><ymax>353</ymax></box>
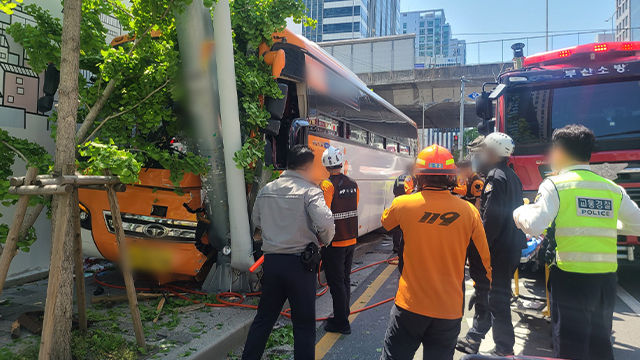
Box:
<box><xmin>271</xmin><ymin>29</ymin><xmax>416</xmax><ymax>128</ymax></box>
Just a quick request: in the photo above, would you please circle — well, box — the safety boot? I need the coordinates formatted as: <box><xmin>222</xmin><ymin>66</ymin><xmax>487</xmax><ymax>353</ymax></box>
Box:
<box><xmin>455</xmin><ymin>336</ymin><xmax>481</xmax><ymax>354</ymax></box>
<box><xmin>487</xmin><ymin>347</ymin><xmax>515</xmax><ymax>356</ymax></box>
<box><xmin>323</xmin><ymin>322</ymin><xmax>351</xmax><ymax>335</ymax></box>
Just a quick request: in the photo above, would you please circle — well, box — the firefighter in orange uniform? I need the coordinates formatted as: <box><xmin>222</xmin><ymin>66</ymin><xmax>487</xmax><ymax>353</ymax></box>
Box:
<box><xmin>380</xmin><ymin>145</ymin><xmax>492</xmax><ymax>360</ymax></box>
<box><xmin>320</xmin><ymin>146</ymin><xmax>359</xmax><ymax>334</ymax></box>
<box><xmin>452</xmin><ymin>159</ymin><xmax>484</xmax><ymax>209</ymax></box>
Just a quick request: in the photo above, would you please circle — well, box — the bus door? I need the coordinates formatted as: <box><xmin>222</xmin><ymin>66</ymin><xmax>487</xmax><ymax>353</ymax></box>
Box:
<box><xmin>264</xmin><ymin>80</ymin><xmax>309</xmax><ymax>169</ymax></box>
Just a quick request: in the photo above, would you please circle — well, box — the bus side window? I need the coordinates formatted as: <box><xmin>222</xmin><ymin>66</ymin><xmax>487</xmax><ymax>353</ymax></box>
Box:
<box><xmin>369</xmin><ymin>133</ymin><xmax>385</xmax><ymax>150</ymax></box>
<box><xmin>338</xmin><ymin>120</ymin><xmax>345</xmax><ymax>138</ymax></box>
<box><xmin>349</xmin><ymin>125</ymin><xmax>368</xmax><ymax>144</ymax></box>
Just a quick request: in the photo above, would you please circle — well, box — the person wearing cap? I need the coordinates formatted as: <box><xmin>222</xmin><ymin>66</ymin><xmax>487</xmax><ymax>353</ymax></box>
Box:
<box><xmin>380</xmin><ymin>145</ymin><xmax>492</xmax><ymax>360</ymax></box>
<box><xmin>457</xmin><ymin>132</ymin><xmax>527</xmax><ymax>357</ymax></box>
<box><xmin>242</xmin><ymin>145</ymin><xmax>335</xmax><ymax>360</ymax></box>
<box><xmin>320</xmin><ymin>146</ymin><xmax>360</xmax><ymax>334</ymax></box>
<box><xmin>452</xmin><ymin>159</ymin><xmax>484</xmax><ymax>209</ymax></box>
<box><xmin>513</xmin><ymin>124</ymin><xmax>640</xmax><ymax>360</ymax></box>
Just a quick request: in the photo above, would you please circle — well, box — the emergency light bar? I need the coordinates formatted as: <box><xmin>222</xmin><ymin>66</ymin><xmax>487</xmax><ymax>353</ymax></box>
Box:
<box><xmin>523</xmin><ymin>42</ymin><xmax>640</xmax><ymax>67</ymax></box>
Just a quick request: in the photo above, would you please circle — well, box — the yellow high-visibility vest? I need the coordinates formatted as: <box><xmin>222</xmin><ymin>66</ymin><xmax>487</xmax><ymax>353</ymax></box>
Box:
<box><xmin>549</xmin><ymin>170</ymin><xmax>622</xmax><ymax>274</ymax></box>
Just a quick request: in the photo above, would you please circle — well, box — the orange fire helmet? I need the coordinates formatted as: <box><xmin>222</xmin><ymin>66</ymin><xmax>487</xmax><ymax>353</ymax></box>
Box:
<box><xmin>415</xmin><ymin>145</ymin><xmax>457</xmax><ymax>175</ymax></box>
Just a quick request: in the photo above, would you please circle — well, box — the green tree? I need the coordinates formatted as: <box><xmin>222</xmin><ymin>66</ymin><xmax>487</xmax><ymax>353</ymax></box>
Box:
<box><xmin>42</xmin><ymin>0</ymin><xmax>82</xmax><ymax>356</ymax></box>
<box><xmin>1</xmin><ymin>0</ymin><xmax>200</xmax><ymax>252</ymax></box>
<box><xmin>1</xmin><ymin>1</ymin><xmax>314</xmax><ymax>353</ymax></box>
<box><xmin>464</xmin><ymin>127</ymin><xmax>480</xmax><ymax>147</ymax></box>
<box><xmin>0</xmin><ymin>0</ymin><xmax>22</xmax><ymax>14</ymax></box>
<box><xmin>2</xmin><ymin>0</ymin><xmax>314</xmax><ymax>247</ymax></box>
<box><xmin>230</xmin><ymin>0</ymin><xmax>314</xmax><ymax>182</ymax></box>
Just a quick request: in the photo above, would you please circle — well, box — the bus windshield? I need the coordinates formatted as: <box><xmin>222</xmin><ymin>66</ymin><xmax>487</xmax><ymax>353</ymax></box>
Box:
<box><xmin>504</xmin><ymin>80</ymin><xmax>640</xmax><ymax>146</ymax></box>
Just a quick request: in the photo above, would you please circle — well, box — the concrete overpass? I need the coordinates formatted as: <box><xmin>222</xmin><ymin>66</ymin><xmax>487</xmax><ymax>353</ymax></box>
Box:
<box><xmin>357</xmin><ymin>62</ymin><xmax>511</xmax><ymax>129</ymax></box>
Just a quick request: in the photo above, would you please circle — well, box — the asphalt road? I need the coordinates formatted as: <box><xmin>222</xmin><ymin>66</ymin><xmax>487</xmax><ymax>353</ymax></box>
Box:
<box><xmin>228</xmin><ymin>236</ymin><xmax>640</xmax><ymax>359</ymax></box>
<box><xmin>314</xmin><ymin>238</ymin><xmax>640</xmax><ymax>360</ymax></box>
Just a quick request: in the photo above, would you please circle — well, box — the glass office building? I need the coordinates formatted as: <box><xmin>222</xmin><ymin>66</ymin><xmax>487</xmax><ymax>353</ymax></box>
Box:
<box><xmin>401</xmin><ymin>9</ymin><xmax>466</xmax><ymax>67</ymax></box>
<box><xmin>615</xmin><ymin>0</ymin><xmax>640</xmax><ymax>41</ymax></box>
<box><xmin>301</xmin><ymin>0</ymin><xmax>400</xmax><ymax>42</ymax></box>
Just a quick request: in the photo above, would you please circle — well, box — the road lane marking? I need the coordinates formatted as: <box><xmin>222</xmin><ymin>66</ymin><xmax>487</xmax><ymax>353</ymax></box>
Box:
<box><xmin>617</xmin><ymin>285</ymin><xmax>640</xmax><ymax>315</ymax></box>
<box><xmin>315</xmin><ymin>264</ymin><xmax>396</xmax><ymax>360</ymax></box>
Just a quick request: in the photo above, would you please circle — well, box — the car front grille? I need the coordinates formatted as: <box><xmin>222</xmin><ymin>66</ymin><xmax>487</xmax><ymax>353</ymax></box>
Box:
<box><xmin>103</xmin><ymin>211</ymin><xmax>197</xmax><ymax>242</ymax></box>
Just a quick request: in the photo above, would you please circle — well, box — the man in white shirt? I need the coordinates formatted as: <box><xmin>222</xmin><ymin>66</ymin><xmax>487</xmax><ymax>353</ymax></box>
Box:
<box><xmin>513</xmin><ymin>124</ymin><xmax>640</xmax><ymax>360</ymax></box>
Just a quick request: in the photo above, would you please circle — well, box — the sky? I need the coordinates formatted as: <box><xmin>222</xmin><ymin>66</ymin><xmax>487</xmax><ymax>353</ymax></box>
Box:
<box><xmin>400</xmin><ymin>0</ymin><xmax>615</xmax><ymax>64</ymax></box>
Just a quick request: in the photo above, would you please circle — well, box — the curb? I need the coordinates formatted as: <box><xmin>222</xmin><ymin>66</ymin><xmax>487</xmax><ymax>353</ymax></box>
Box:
<box><xmin>188</xmin><ymin>316</ymin><xmax>254</xmax><ymax>360</ymax></box>
<box><xmin>186</xmin><ymin>234</ymin><xmax>389</xmax><ymax>360</ymax></box>
<box><xmin>5</xmin><ymin>269</ymin><xmax>49</xmax><ymax>288</ymax></box>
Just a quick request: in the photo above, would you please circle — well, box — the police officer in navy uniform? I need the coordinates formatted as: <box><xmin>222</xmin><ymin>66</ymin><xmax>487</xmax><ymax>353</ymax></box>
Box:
<box><xmin>457</xmin><ymin>132</ymin><xmax>527</xmax><ymax>356</ymax></box>
<box><xmin>320</xmin><ymin>146</ymin><xmax>359</xmax><ymax>334</ymax></box>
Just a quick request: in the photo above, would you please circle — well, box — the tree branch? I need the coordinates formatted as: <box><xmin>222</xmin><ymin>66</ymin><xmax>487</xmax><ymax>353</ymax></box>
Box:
<box><xmin>127</xmin><ymin>0</ymin><xmax>175</xmax><ymax>56</ymax></box>
<box><xmin>2</xmin><ymin>140</ymin><xmax>29</xmax><ymax>163</ymax></box>
<box><xmin>83</xmin><ymin>80</ymin><xmax>172</xmax><ymax>143</ymax></box>
<box><xmin>106</xmin><ymin>0</ymin><xmax>134</xmax><ymax>19</ymax></box>
<box><xmin>96</xmin><ymin>77</ymin><xmax>102</xmax><ymax>98</ymax></box>
<box><xmin>75</xmin><ymin>0</ymin><xmax>177</xmax><ymax>143</ymax></box>
<box><xmin>75</xmin><ymin>78</ymin><xmax>118</xmax><ymax>143</ymax></box>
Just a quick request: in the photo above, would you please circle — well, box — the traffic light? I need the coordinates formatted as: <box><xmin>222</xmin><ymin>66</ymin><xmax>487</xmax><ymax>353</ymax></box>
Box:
<box><xmin>453</xmin><ymin>135</ymin><xmax>459</xmax><ymax>148</ymax></box>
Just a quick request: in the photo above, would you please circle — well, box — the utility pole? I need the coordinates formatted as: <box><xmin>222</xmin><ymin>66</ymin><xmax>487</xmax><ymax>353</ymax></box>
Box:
<box><xmin>545</xmin><ymin>0</ymin><xmax>549</xmax><ymax>51</ymax></box>
<box><xmin>212</xmin><ymin>0</ymin><xmax>255</xmax><ymax>275</ymax></box>
<box><xmin>175</xmin><ymin>0</ymin><xmax>231</xmax><ymax>292</ymax></box>
<box><xmin>422</xmin><ymin>102</ymin><xmax>426</xmax><ymax>148</ymax></box>
<box><xmin>459</xmin><ymin>79</ymin><xmax>464</xmax><ymax>158</ymax></box>
<box><xmin>606</xmin><ymin>9</ymin><xmax>617</xmax><ymax>40</ymax></box>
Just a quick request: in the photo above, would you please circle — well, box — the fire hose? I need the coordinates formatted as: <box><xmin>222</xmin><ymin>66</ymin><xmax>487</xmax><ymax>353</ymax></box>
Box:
<box><xmin>93</xmin><ymin>256</ymin><xmax>399</xmax><ymax>322</ymax></box>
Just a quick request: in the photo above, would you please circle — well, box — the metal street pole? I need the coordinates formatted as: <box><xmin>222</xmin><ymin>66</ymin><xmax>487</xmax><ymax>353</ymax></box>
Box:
<box><xmin>422</xmin><ymin>103</ymin><xmax>425</xmax><ymax>148</ymax></box>
<box><xmin>459</xmin><ymin>77</ymin><xmax>466</xmax><ymax>161</ymax></box>
<box><xmin>606</xmin><ymin>9</ymin><xmax>617</xmax><ymax>40</ymax></box>
<box><xmin>213</xmin><ymin>0</ymin><xmax>255</xmax><ymax>277</ymax></box>
<box><xmin>175</xmin><ymin>0</ymin><xmax>232</xmax><ymax>292</ymax></box>
<box><xmin>545</xmin><ymin>0</ymin><xmax>549</xmax><ymax>51</ymax></box>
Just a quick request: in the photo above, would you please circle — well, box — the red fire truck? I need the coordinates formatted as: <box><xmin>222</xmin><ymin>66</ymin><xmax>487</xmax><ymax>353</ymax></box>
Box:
<box><xmin>476</xmin><ymin>41</ymin><xmax>640</xmax><ymax>265</ymax></box>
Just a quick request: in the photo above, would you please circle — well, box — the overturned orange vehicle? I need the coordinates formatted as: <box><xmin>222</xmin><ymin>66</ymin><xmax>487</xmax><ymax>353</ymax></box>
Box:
<box><xmin>78</xmin><ymin>169</ymin><xmax>208</xmax><ymax>283</ymax></box>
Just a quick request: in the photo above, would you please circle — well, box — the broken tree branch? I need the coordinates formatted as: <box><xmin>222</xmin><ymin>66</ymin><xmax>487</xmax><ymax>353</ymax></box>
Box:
<box><xmin>83</xmin><ymin>80</ymin><xmax>172</xmax><ymax>143</ymax></box>
<box><xmin>2</xmin><ymin>140</ymin><xmax>29</xmax><ymax>163</ymax></box>
<box><xmin>75</xmin><ymin>79</ymin><xmax>118</xmax><ymax>143</ymax></box>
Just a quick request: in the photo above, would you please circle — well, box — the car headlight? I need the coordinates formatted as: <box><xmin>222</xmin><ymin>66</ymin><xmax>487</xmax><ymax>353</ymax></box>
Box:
<box><xmin>79</xmin><ymin>203</ymin><xmax>91</xmax><ymax>227</ymax></box>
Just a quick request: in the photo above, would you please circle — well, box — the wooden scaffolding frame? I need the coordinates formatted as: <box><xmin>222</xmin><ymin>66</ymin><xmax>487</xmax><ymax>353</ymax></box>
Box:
<box><xmin>0</xmin><ymin>167</ymin><xmax>146</xmax><ymax>359</ymax></box>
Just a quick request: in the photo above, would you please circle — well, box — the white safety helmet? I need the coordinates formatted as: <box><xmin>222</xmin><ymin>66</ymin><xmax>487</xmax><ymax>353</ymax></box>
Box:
<box><xmin>322</xmin><ymin>146</ymin><xmax>344</xmax><ymax>167</ymax></box>
<box><xmin>484</xmin><ymin>132</ymin><xmax>515</xmax><ymax>157</ymax></box>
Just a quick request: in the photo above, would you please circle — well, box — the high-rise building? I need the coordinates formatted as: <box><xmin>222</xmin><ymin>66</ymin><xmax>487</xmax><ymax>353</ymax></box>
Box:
<box><xmin>401</xmin><ymin>9</ymin><xmax>466</xmax><ymax>67</ymax></box>
<box><xmin>301</xmin><ymin>0</ymin><xmax>401</xmax><ymax>42</ymax></box>
<box><xmin>615</xmin><ymin>0</ymin><xmax>639</xmax><ymax>41</ymax></box>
